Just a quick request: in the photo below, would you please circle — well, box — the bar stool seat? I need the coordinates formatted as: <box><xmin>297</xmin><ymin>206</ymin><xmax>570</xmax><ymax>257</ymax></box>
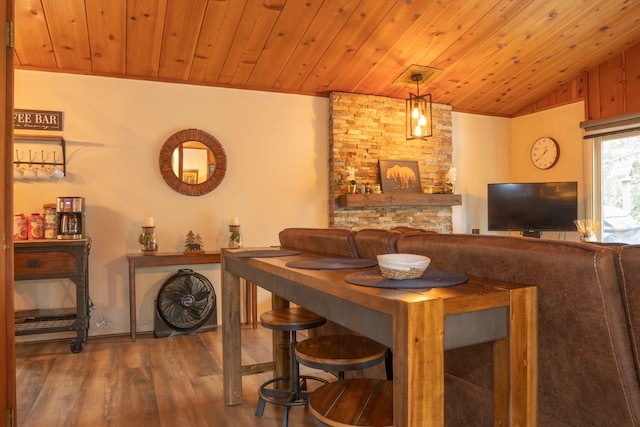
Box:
<box><xmin>295</xmin><ymin>334</ymin><xmax>389</xmax><ymax>380</ymax></box>
<box><xmin>309</xmin><ymin>378</ymin><xmax>393</xmax><ymax>427</ymax></box>
<box><xmin>256</xmin><ymin>307</ymin><xmax>328</xmax><ymax>427</ymax></box>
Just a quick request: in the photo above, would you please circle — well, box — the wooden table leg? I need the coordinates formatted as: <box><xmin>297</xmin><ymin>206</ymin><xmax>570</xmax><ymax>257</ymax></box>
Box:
<box><xmin>393</xmin><ymin>298</ymin><xmax>444</xmax><ymax>426</ymax></box>
<box><xmin>252</xmin><ymin>282</ymin><xmax>258</xmax><ymax>329</ymax></box>
<box><xmin>272</xmin><ymin>295</ymin><xmax>290</xmax><ymax>383</ymax></box>
<box><xmin>244</xmin><ymin>280</ymin><xmax>259</xmax><ymax>329</ymax></box>
<box><xmin>494</xmin><ymin>286</ymin><xmax>538</xmax><ymax>426</ymax></box>
<box><xmin>127</xmin><ymin>259</ymin><xmax>136</xmax><ymax>342</ymax></box>
<box><xmin>244</xmin><ymin>279</ymin><xmax>250</xmax><ymax>325</ymax></box>
<box><xmin>223</xmin><ymin>265</ymin><xmax>242</xmax><ymax>405</ymax></box>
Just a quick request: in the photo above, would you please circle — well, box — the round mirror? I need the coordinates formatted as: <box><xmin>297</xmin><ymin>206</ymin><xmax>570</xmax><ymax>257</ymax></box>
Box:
<box><xmin>159</xmin><ymin>129</ymin><xmax>227</xmax><ymax>196</ymax></box>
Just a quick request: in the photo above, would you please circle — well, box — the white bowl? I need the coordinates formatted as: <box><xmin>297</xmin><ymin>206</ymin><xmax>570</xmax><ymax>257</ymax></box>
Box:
<box><xmin>377</xmin><ymin>254</ymin><xmax>431</xmax><ymax>279</ymax></box>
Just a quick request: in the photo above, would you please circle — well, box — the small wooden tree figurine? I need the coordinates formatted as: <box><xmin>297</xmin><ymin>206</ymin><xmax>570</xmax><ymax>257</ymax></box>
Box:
<box><xmin>184</xmin><ymin>230</ymin><xmax>205</xmax><ymax>254</ymax></box>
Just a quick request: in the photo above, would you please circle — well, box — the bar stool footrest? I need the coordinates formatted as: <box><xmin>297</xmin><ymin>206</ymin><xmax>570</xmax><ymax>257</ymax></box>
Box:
<box><xmin>256</xmin><ymin>374</ymin><xmax>329</xmax><ymax>415</ymax></box>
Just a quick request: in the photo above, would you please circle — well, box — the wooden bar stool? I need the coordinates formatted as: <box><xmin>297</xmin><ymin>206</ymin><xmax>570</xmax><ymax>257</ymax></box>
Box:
<box><xmin>295</xmin><ymin>334</ymin><xmax>390</xmax><ymax>380</ymax></box>
<box><xmin>255</xmin><ymin>307</ymin><xmax>328</xmax><ymax>427</ymax></box>
<box><xmin>309</xmin><ymin>378</ymin><xmax>393</xmax><ymax>427</ymax></box>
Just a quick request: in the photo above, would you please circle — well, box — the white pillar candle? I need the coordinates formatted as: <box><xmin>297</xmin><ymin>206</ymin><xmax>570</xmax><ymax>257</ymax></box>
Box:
<box><xmin>144</xmin><ymin>217</ymin><xmax>154</xmax><ymax>227</ymax></box>
<box><xmin>231</xmin><ymin>216</ymin><xmax>239</xmax><ymax>226</ymax></box>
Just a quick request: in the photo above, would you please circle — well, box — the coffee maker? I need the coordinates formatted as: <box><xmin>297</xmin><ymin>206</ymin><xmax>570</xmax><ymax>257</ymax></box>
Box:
<box><xmin>56</xmin><ymin>197</ymin><xmax>85</xmax><ymax>239</ymax></box>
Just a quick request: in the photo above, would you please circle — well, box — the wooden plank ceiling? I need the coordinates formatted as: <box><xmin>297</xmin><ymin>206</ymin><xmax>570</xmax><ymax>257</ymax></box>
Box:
<box><xmin>12</xmin><ymin>0</ymin><xmax>640</xmax><ymax>117</ymax></box>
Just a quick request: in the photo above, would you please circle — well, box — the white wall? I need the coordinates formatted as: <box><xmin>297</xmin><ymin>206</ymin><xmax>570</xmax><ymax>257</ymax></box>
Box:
<box><xmin>13</xmin><ymin>71</ymin><xmax>588</xmax><ymax>338</ymax></box>
<box><xmin>452</xmin><ymin>102</ymin><xmax>586</xmax><ymax>239</ymax></box>
<box><xmin>511</xmin><ymin>102</ymin><xmax>586</xmax><ymax>239</ymax></box>
<box><xmin>451</xmin><ymin>112</ymin><xmax>511</xmax><ymax>233</ymax></box>
<box><xmin>510</xmin><ymin>102</ymin><xmax>585</xmax><ymax>190</ymax></box>
<box><xmin>13</xmin><ymin>70</ymin><xmax>329</xmax><ymax>336</ymax></box>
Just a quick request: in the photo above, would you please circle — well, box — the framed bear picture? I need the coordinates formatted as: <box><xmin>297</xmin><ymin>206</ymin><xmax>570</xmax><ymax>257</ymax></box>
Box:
<box><xmin>379</xmin><ymin>160</ymin><xmax>422</xmax><ymax>194</ymax></box>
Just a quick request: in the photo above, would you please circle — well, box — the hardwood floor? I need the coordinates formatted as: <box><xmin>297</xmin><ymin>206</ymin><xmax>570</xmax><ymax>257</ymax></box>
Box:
<box><xmin>16</xmin><ymin>327</ymin><xmax>333</xmax><ymax>427</ymax></box>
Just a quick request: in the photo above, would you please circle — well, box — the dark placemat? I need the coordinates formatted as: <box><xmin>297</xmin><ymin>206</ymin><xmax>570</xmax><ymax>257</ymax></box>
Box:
<box><xmin>286</xmin><ymin>258</ymin><xmax>378</xmax><ymax>270</ymax></box>
<box><xmin>344</xmin><ymin>269</ymin><xmax>468</xmax><ymax>289</ymax></box>
<box><xmin>227</xmin><ymin>249</ymin><xmax>301</xmax><ymax>258</ymax></box>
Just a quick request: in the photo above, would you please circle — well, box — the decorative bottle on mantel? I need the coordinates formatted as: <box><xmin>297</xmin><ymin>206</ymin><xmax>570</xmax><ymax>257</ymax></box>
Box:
<box><xmin>445</xmin><ymin>167</ymin><xmax>457</xmax><ymax>194</ymax></box>
<box><xmin>139</xmin><ymin>217</ymin><xmax>158</xmax><ymax>254</ymax></box>
<box><xmin>346</xmin><ymin>166</ymin><xmax>357</xmax><ymax>194</ymax></box>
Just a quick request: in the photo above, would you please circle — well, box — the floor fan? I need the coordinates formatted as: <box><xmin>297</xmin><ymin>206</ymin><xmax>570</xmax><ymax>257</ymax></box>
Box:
<box><xmin>154</xmin><ymin>269</ymin><xmax>217</xmax><ymax>338</ymax></box>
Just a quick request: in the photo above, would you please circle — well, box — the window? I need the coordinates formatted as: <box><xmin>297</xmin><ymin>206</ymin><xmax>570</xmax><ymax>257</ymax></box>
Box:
<box><xmin>595</xmin><ymin>131</ymin><xmax>640</xmax><ymax>243</ymax></box>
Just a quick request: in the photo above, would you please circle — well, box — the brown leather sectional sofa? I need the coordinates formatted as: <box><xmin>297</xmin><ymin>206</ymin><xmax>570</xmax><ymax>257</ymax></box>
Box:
<box><xmin>278</xmin><ymin>227</ymin><xmax>640</xmax><ymax>426</ymax></box>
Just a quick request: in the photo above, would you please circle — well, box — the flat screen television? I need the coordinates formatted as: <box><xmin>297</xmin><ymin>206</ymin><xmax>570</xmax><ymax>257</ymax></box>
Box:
<box><xmin>487</xmin><ymin>181</ymin><xmax>578</xmax><ymax>237</ymax></box>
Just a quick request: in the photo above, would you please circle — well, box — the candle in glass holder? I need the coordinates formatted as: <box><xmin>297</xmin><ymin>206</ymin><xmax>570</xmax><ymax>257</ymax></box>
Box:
<box><xmin>228</xmin><ymin>224</ymin><xmax>242</xmax><ymax>248</ymax></box>
<box><xmin>139</xmin><ymin>225</ymin><xmax>158</xmax><ymax>254</ymax></box>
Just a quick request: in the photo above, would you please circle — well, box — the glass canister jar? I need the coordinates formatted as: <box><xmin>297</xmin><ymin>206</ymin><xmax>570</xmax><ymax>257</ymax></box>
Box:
<box><xmin>43</xmin><ymin>203</ymin><xmax>58</xmax><ymax>239</ymax></box>
<box><xmin>139</xmin><ymin>226</ymin><xmax>158</xmax><ymax>254</ymax></box>
<box><xmin>228</xmin><ymin>224</ymin><xmax>242</xmax><ymax>248</ymax></box>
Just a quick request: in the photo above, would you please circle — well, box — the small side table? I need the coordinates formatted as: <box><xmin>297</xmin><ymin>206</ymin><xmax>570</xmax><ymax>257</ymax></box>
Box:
<box><xmin>126</xmin><ymin>252</ymin><xmax>223</xmax><ymax>341</ymax></box>
<box><xmin>15</xmin><ymin>238</ymin><xmax>91</xmax><ymax>353</ymax></box>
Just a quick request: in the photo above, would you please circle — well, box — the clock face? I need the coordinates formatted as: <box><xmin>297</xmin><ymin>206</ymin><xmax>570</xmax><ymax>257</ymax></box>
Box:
<box><xmin>530</xmin><ymin>137</ymin><xmax>559</xmax><ymax>169</ymax></box>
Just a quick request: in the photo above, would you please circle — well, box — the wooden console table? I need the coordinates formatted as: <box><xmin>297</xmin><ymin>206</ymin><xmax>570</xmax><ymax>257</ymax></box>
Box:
<box><xmin>126</xmin><ymin>252</ymin><xmax>222</xmax><ymax>341</ymax></box>
<box><xmin>222</xmin><ymin>249</ymin><xmax>538</xmax><ymax>426</ymax></box>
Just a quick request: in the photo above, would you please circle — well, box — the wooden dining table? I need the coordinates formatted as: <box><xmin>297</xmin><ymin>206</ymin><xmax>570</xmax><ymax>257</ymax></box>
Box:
<box><xmin>221</xmin><ymin>249</ymin><xmax>538</xmax><ymax>426</ymax></box>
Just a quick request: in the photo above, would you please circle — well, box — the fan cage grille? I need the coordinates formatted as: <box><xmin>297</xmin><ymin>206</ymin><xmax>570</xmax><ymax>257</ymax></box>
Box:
<box><xmin>157</xmin><ymin>269</ymin><xmax>216</xmax><ymax>331</ymax></box>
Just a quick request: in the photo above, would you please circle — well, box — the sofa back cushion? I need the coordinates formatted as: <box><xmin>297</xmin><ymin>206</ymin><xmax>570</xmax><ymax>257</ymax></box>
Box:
<box><xmin>278</xmin><ymin>228</ymin><xmax>359</xmax><ymax>258</ymax></box>
<box><xmin>353</xmin><ymin>229</ymin><xmax>402</xmax><ymax>259</ymax></box>
<box><xmin>390</xmin><ymin>226</ymin><xmax>431</xmax><ymax>234</ymax></box>
<box><xmin>397</xmin><ymin>233</ymin><xmax>640</xmax><ymax>426</ymax></box>
<box><xmin>618</xmin><ymin>245</ymin><xmax>640</xmax><ymax>378</ymax></box>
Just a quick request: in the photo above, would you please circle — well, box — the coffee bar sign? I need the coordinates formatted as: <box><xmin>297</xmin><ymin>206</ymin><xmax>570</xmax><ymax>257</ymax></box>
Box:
<box><xmin>14</xmin><ymin>109</ymin><xmax>64</xmax><ymax>131</ymax></box>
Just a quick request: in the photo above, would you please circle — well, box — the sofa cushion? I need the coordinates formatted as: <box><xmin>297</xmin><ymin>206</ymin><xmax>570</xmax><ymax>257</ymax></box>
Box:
<box><xmin>353</xmin><ymin>229</ymin><xmax>402</xmax><ymax>260</ymax></box>
<box><xmin>278</xmin><ymin>227</ymin><xmax>359</xmax><ymax>258</ymax></box>
<box><xmin>618</xmin><ymin>245</ymin><xmax>640</xmax><ymax>379</ymax></box>
<box><xmin>397</xmin><ymin>233</ymin><xmax>640</xmax><ymax>426</ymax></box>
<box><xmin>390</xmin><ymin>226</ymin><xmax>431</xmax><ymax>234</ymax></box>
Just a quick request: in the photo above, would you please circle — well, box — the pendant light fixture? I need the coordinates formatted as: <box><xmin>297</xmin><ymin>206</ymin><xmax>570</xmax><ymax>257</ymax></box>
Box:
<box><xmin>406</xmin><ymin>73</ymin><xmax>432</xmax><ymax>139</ymax></box>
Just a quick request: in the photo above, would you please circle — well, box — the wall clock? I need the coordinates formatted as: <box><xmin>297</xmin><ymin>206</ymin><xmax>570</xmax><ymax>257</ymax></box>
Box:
<box><xmin>530</xmin><ymin>136</ymin><xmax>560</xmax><ymax>169</ymax></box>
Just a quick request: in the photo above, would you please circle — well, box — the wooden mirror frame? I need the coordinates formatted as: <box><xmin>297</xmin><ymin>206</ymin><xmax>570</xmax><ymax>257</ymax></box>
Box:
<box><xmin>159</xmin><ymin>129</ymin><xmax>227</xmax><ymax>196</ymax></box>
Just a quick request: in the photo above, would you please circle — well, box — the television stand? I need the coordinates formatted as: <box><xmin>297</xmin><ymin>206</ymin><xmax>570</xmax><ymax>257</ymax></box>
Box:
<box><xmin>521</xmin><ymin>230</ymin><xmax>542</xmax><ymax>238</ymax></box>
